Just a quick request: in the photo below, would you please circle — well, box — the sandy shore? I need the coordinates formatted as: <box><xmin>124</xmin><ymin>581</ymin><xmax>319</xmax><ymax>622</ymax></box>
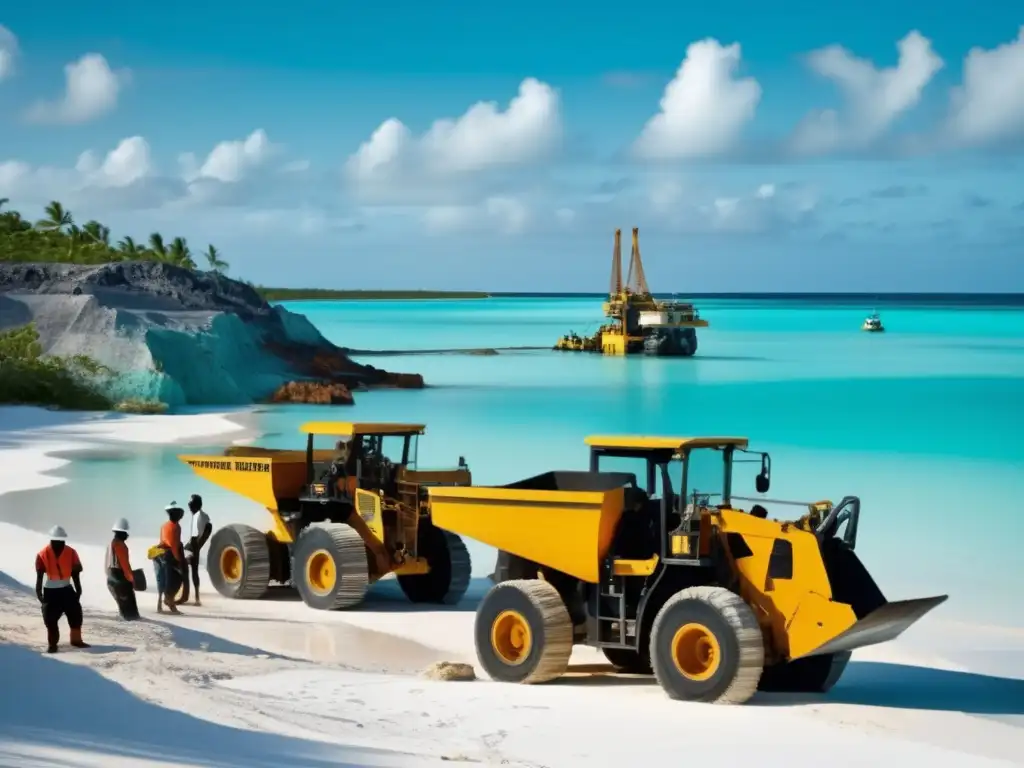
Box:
<box><xmin>1</xmin><ymin>405</ymin><xmax>1022</xmax><ymax>766</ymax></box>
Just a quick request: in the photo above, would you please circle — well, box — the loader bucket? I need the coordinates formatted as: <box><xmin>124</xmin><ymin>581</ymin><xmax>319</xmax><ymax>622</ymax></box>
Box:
<box><xmin>793</xmin><ymin>595</ymin><xmax>948</xmax><ymax>659</ymax></box>
<box><xmin>178</xmin><ymin>450</ymin><xmax>312</xmax><ymax>509</ymax></box>
<box><xmin>427</xmin><ymin>470</ymin><xmax>636</xmax><ymax>583</ymax></box>
<box><xmin>791</xmin><ymin>535</ymin><xmax>948</xmax><ymax>659</ymax></box>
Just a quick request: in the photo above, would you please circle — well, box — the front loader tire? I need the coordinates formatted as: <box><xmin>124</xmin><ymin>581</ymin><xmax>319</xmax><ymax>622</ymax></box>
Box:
<box><xmin>475</xmin><ymin>579</ymin><xmax>573</xmax><ymax>685</ymax></box>
<box><xmin>206</xmin><ymin>524</ymin><xmax>271</xmax><ymax>600</ymax></box>
<box><xmin>650</xmin><ymin>586</ymin><xmax>764</xmax><ymax>704</ymax></box>
<box><xmin>758</xmin><ymin>651</ymin><xmax>851</xmax><ymax>694</ymax></box>
<box><xmin>292</xmin><ymin>523</ymin><xmax>370</xmax><ymax>611</ymax></box>
<box><xmin>397</xmin><ymin>527</ymin><xmax>472</xmax><ymax>606</ymax></box>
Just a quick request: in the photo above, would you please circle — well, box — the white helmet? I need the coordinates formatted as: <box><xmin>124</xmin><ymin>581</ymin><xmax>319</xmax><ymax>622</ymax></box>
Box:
<box><xmin>112</xmin><ymin>518</ymin><xmax>130</xmax><ymax>534</ymax></box>
<box><xmin>48</xmin><ymin>525</ymin><xmax>68</xmax><ymax>541</ymax></box>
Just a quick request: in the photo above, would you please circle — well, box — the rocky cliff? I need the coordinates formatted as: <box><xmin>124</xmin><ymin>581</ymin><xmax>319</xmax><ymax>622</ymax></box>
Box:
<box><xmin>0</xmin><ymin>262</ymin><xmax>423</xmax><ymax>407</ymax></box>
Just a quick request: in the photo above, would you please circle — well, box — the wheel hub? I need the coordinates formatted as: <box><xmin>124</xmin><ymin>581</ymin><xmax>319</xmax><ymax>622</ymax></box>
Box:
<box><xmin>220</xmin><ymin>547</ymin><xmax>242</xmax><ymax>583</ymax></box>
<box><xmin>671</xmin><ymin>622</ymin><xmax>721</xmax><ymax>681</ymax></box>
<box><xmin>306</xmin><ymin>550</ymin><xmax>336</xmax><ymax>595</ymax></box>
<box><xmin>491</xmin><ymin>610</ymin><xmax>532</xmax><ymax>665</ymax></box>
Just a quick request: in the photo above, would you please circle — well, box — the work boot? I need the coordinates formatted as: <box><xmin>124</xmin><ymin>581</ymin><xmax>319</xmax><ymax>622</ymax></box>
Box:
<box><xmin>69</xmin><ymin>627</ymin><xmax>90</xmax><ymax>649</ymax></box>
<box><xmin>46</xmin><ymin>627</ymin><xmax>59</xmax><ymax>654</ymax></box>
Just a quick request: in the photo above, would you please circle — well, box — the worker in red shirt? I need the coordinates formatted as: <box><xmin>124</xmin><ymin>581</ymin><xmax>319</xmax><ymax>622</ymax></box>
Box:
<box><xmin>153</xmin><ymin>502</ymin><xmax>186</xmax><ymax>614</ymax></box>
<box><xmin>35</xmin><ymin>525</ymin><xmax>90</xmax><ymax>653</ymax></box>
<box><xmin>106</xmin><ymin>518</ymin><xmax>140</xmax><ymax>620</ymax></box>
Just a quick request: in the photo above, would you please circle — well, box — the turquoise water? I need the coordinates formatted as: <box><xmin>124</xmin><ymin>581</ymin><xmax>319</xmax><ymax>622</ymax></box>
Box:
<box><xmin>9</xmin><ymin>298</ymin><xmax>1024</xmax><ymax>627</ymax></box>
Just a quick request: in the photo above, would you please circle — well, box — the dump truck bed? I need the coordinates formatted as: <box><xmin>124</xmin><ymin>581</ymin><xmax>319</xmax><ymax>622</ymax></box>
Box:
<box><xmin>178</xmin><ymin>448</ymin><xmax>338</xmax><ymax>509</ymax></box>
<box><xmin>427</xmin><ymin>470</ymin><xmax>637</xmax><ymax>583</ymax></box>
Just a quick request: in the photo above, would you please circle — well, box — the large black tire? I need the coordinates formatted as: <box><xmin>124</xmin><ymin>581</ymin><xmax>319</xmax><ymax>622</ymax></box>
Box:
<box><xmin>397</xmin><ymin>527</ymin><xmax>472</xmax><ymax>605</ymax></box>
<box><xmin>602</xmin><ymin>646</ymin><xmax>653</xmax><ymax>674</ymax></box>
<box><xmin>475</xmin><ymin>579</ymin><xmax>573</xmax><ymax>685</ymax></box>
<box><xmin>206</xmin><ymin>524</ymin><xmax>271</xmax><ymax>600</ymax></box>
<box><xmin>758</xmin><ymin>651</ymin><xmax>851</xmax><ymax>693</ymax></box>
<box><xmin>292</xmin><ymin>522</ymin><xmax>369</xmax><ymax>610</ymax></box>
<box><xmin>650</xmin><ymin>586</ymin><xmax>764</xmax><ymax>704</ymax></box>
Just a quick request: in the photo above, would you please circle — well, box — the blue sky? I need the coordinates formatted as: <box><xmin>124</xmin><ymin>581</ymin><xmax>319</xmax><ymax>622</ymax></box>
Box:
<box><xmin>1</xmin><ymin>2</ymin><xmax>1022</xmax><ymax>291</ymax></box>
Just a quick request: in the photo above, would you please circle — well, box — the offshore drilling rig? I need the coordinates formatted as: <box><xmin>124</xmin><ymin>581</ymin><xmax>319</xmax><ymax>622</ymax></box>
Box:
<box><xmin>555</xmin><ymin>228</ymin><xmax>708</xmax><ymax>356</ymax></box>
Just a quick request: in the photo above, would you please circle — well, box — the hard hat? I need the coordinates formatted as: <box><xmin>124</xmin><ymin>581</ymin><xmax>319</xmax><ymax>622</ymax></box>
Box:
<box><xmin>48</xmin><ymin>525</ymin><xmax>67</xmax><ymax>541</ymax></box>
<box><xmin>112</xmin><ymin>518</ymin><xmax>130</xmax><ymax>534</ymax></box>
<box><xmin>165</xmin><ymin>501</ymin><xmax>183</xmax><ymax>513</ymax></box>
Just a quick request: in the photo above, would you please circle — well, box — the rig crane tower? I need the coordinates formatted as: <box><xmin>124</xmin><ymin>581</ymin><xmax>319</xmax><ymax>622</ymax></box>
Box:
<box><xmin>555</xmin><ymin>227</ymin><xmax>708</xmax><ymax>356</ymax></box>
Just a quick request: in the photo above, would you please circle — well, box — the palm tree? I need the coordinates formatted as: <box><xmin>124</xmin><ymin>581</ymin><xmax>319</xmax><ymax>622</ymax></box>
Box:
<box><xmin>148</xmin><ymin>233</ymin><xmax>167</xmax><ymax>261</ymax></box>
<box><xmin>82</xmin><ymin>220</ymin><xmax>111</xmax><ymax>247</ymax></box>
<box><xmin>203</xmin><ymin>244</ymin><xmax>229</xmax><ymax>273</ymax></box>
<box><xmin>117</xmin><ymin>236</ymin><xmax>144</xmax><ymax>258</ymax></box>
<box><xmin>36</xmin><ymin>201</ymin><xmax>73</xmax><ymax>235</ymax></box>
<box><xmin>168</xmin><ymin>236</ymin><xmax>196</xmax><ymax>269</ymax></box>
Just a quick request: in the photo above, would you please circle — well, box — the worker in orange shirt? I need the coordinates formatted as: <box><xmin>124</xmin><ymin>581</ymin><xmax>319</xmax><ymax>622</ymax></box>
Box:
<box><xmin>35</xmin><ymin>525</ymin><xmax>90</xmax><ymax>653</ymax></box>
<box><xmin>152</xmin><ymin>503</ymin><xmax>186</xmax><ymax>614</ymax></box>
<box><xmin>106</xmin><ymin>518</ymin><xmax>140</xmax><ymax>620</ymax></box>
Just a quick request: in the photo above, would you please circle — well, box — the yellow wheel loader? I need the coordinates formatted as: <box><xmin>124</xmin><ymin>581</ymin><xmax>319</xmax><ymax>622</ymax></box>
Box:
<box><xmin>178</xmin><ymin>422</ymin><xmax>474</xmax><ymax>611</ymax></box>
<box><xmin>426</xmin><ymin>435</ymin><xmax>947</xmax><ymax>704</ymax></box>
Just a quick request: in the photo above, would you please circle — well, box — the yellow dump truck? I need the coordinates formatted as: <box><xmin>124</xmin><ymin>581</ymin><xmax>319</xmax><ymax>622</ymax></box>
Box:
<box><xmin>179</xmin><ymin>422</ymin><xmax>474</xmax><ymax>611</ymax></box>
<box><xmin>426</xmin><ymin>435</ymin><xmax>947</xmax><ymax>704</ymax></box>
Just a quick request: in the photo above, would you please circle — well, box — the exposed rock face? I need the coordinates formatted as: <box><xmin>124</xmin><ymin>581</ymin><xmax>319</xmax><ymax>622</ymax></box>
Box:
<box><xmin>0</xmin><ymin>261</ymin><xmax>423</xmax><ymax>407</ymax></box>
<box><xmin>270</xmin><ymin>381</ymin><xmax>355</xmax><ymax>405</ymax></box>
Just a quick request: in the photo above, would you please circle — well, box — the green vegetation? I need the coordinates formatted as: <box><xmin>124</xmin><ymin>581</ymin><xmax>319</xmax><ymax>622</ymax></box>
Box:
<box><xmin>257</xmin><ymin>287</ymin><xmax>491</xmax><ymax>301</ymax></box>
<box><xmin>0</xmin><ymin>198</ymin><xmax>230</xmax><ymax>272</ymax></box>
<box><xmin>0</xmin><ymin>323</ymin><xmax>113</xmax><ymax>410</ymax></box>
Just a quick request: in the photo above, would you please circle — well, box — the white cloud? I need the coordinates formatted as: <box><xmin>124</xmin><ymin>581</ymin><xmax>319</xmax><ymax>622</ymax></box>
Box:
<box><xmin>422</xmin><ymin>196</ymin><xmax>530</xmax><ymax>235</ymax></box>
<box><xmin>700</xmin><ymin>183</ymin><xmax>817</xmax><ymax>233</ymax></box>
<box><xmin>347</xmin><ymin>119</ymin><xmax>411</xmax><ymax>183</ymax></box>
<box><xmin>188</xmin><ymin>129</ymin><xmax>274</xmax><ymax>183</ymax></box>
<box><xmin>790</xmin><ymin>31</ymin><xmax>943</xmax><ymax>155</ymax></box>
<box><xmin>0</xmin><ymin>136</ymin><xmax>166</xmax><ymax>210</ymax></box>
<box><xmin>174</xmin><ymin>130</ymin><xmax>281</xmax><ymax>207</ymax></box>
<box><xmin>75</xmin><ymin>137</ymin><xmax>153</xmax><ymax>187</ymax></box>
<box><xmin>24</xmin><ymin>53</ymin><xmax>129</xmax><ymax>124</ymax></box>
<box><xmin>345</xmin><ymin>78</ymin><xmax>561</xmax><ymax>199</ymax></box>
<box><xmin>944</xmin><ymin>26</ymin><xmax>1024</xmax><ymax>147</ymax></box>
<box><xmin>632</xmin><ymin>39</ymin><xmax>762</xmax><ymax>160</ymax></box>
<box><xmin>0</xmin><ymin>25</ymin><xmax>19</xmax><ymax>82</ymax></box>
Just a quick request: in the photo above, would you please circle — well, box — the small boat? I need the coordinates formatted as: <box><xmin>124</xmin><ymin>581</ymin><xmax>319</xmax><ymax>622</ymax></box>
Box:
<box><xmin>862</xmin><ymin>312</ymin><xmax>885</xmax><ymax>333</ymax></box>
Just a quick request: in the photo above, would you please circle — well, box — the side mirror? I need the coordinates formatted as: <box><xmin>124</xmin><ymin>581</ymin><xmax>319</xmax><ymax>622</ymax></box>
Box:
<box><xmin>755</xmin><ymin>454</ymin><xmax>771</xmax><ymax>493</ymax></box>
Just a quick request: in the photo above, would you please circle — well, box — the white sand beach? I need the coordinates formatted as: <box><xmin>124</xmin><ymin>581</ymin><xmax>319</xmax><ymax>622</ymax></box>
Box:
<box><xmin>1</xmin><ymin>406</ymin><xmax>1022</xmax><ymax>767</ymax></box>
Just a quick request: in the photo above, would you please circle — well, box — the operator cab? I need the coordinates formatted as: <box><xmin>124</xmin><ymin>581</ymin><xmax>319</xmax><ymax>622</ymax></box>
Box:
<box><xmin>299</xmin><ymin>422</ymin><xmax>426</xmax><ymax>505</ymax></box>
<box><xmin>584</xmin><ymin>435</ymin><xmax>773</xmax><ymax>561</ymax></box>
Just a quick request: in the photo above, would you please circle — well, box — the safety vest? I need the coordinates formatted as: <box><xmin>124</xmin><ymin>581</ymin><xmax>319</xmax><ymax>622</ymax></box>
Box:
<box><xmin>160</xmin><ymin>521</ymin><xmax>181</xmax><ymax>558</ymax></box>
<box><xmin>105</xmin><ymin>539</ymin><xmax>134</xmax><ymax>582</ymax></box>
<box><xmin>37</xmin><ymin>544</ymin><xmax>80</xmax><ymax>589</ymax></box>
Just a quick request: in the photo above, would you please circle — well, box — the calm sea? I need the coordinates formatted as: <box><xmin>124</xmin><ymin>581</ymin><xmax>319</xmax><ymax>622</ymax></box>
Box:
<box><xmin>8</xmin><ymin>297</ymin><xmax>1024</xmax><ymax>627</ymax></box>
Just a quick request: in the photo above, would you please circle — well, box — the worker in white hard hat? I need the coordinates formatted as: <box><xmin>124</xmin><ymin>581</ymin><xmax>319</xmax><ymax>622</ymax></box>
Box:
<box><xmin>34</xmin><ymin>525</ymin><xmax>90</xmax><ymax>653</ymax></box>
<box><xmin>106</xmin><ymin>518</ymin><xmax>140</xmax><ymax>620</ymax></box>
